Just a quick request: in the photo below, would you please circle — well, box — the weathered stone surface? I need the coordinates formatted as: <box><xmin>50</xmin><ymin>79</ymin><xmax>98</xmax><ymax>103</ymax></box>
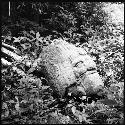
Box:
<box><xmin>37</xmin><ymin>39</ymin><xmax>104</xmax><ymax>97</ymax></box>
<box><xmin>81</xmin><ymin>72</ymin><xmax>104</xmax><ymax>95</ymax></box>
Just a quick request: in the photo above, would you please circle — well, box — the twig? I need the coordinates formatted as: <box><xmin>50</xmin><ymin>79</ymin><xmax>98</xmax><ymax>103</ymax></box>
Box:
<box><xmin>2</xmin><ymin>42</ymin><xmax>17</xmax><ymax>50</ymax></box>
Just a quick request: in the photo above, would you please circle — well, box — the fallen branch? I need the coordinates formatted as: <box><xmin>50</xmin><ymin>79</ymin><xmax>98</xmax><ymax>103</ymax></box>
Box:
<box><xmin>2</xmin><ymin>42</ymin><xmax>17</xmax><ymax>51</ymax></box>
<box><xmin>2</xmin><ymin>47</ymin><xmax>22</xmax><ymax>61</ymax></box>
<box><xmin>1</xmin><ymin>46</ymin><xmax>33</xmax><ymax>67</ymax></box>
<box><xmin>1</xmin><ymin>58</ymin><xmax>12</xmax><ymax>66</ymax></box>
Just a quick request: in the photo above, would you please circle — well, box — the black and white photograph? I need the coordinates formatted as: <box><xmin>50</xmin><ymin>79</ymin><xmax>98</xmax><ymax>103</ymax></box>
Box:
<box><xmin>1</xmin><ymin>2</ymin><xmax>124</xmax><ymax>124</ymax></box>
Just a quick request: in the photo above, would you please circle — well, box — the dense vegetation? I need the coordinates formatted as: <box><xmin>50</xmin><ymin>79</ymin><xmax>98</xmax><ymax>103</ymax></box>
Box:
<box><xmin>1</xmin><ymin>2</ymin><xmax>124</xmax><ymax>124</ymax></box>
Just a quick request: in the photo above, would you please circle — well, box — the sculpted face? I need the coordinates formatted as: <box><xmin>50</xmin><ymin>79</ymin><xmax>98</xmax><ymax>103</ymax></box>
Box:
<box><xmin>72</xmin><ymin>55</ymin><xmax>104</xmax><ymax>95</ymax></box>
<box><xmin>39</xmin><ymin>39</ymin><xmax>104</xmax><ymax>97</ymax></box>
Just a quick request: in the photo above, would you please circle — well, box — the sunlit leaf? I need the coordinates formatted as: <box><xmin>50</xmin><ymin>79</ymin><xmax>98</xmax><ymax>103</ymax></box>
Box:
<box><xmin>30</xmin><ymin>30</ymin><xmax>35</xmax><ymax>35</ymax></box>
<box><xmin>3</xmin><ymin>110</ymin><xmax>9</xmax><ymax>118</ymax></box>
<box><xmin>36</xmin><ymin>32</ymin><xmax>40</xmax><ymax>39</ymax></box>
<box><xmin>71</xmin><ymin>106</ymin><xmax>76</xmax><ymax>114</ymax></box>
<box><xmin>15</xmin><ymin>96</ymin><xmax>20</xmax><ymax>111</ymax></box>
<box><xmin>21</xmin><ymin>100</ymin><xmax>27</xmax><ymax>103</ymax></box>
<box><xmin>78</xmin><ymin>114</ymin><xmax>83</xmax><ymax>122</ymax></box>
<box><xmin>2</xmin><ymin>102</ymin><xmax>8</xmax><ymax>109</ymax></box>
<box><xmin>42</xmin><ymin>86</ymin><xmax>50</xmax><ymax>90</ymax></box>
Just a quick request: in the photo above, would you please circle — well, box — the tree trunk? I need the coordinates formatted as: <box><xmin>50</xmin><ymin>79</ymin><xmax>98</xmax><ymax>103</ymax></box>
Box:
<box><xmin>10</xmin><ymin>2</ymin><xmax>17</xmax><ymax>23</ymax></box>
<box><xmin>1</xmin><ymin>2</ymin><xmax>9</xmax><ymax>17</ymax></box>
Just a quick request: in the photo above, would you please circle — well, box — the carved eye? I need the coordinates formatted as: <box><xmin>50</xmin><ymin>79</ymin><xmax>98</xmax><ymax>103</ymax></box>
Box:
<box><xmin>74</xmin><ymin>61</ymin><xmax>83</xmax><ymax>67</ymax></box>
<box><xmin>73</xmin><ymin>61</ymin><xmax>87</xmax><ymax>77</ymax></box>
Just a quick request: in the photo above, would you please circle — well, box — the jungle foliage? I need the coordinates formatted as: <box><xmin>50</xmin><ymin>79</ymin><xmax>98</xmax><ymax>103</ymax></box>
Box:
<box><xmin>1</xmin><ymin>2</ymin><xmax>124</xmax><ymax>124</ymax></box>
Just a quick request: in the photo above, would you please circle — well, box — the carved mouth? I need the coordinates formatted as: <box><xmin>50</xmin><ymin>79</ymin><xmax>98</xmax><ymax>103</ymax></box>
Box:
<box><xmin>78</xmin><ymin>69</ymin><xmax>97</xmax><ymax>78</ymax></box>
<box><xmin>85</xmin><ymin>67</ymin><xmax>97</xmax><ymax>74</ymax></box>
<box><xmin>86</xmin><ymin>70</ymin><xmax>97</xmax><ymax>75</ymax></box>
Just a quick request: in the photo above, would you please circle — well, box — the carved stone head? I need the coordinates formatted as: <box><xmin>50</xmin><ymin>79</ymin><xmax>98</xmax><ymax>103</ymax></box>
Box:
<box><xmin>38</xmin><ymin>39</ymin><xmax>104</xmax><ymax>98</ymax></box>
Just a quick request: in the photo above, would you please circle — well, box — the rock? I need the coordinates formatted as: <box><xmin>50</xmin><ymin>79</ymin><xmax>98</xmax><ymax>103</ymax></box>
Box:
<box><xmin>37</xmin><ymin>39</ymin><xmax>104</xmax><ymax>97</ymax></box>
